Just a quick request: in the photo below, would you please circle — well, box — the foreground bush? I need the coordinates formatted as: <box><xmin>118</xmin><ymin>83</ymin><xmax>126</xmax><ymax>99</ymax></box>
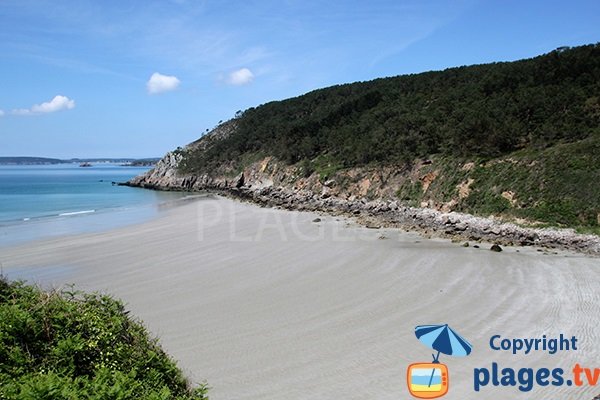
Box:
<box><xmin>0</xmin><ymin>277</ymin><xmax>207</xmax><ymax>399</ymax></box>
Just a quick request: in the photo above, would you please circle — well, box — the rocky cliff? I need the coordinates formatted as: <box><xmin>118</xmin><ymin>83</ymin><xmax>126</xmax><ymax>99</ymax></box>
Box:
<box><xmin>126</xmin><ymin>121</ymin><xmax>600</xmax><ymax>255</ymax></box>
<box><xmin>128</xmin><ymin>120</ymin><xmax>239</xmax><ymax>190</ymax></box>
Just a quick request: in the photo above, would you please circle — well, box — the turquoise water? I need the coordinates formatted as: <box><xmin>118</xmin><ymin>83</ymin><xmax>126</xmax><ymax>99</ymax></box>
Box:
<box><xmin>0</xmin><ymin>164</ymin><xmax>188</xmax><ymax>246</ymax></box>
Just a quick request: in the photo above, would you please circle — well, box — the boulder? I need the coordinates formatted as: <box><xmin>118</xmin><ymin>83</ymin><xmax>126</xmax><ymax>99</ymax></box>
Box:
<box><xmin>490</xmin><ymin>244</ymin><xmax>503</xmax><ymax>252</ymax></box>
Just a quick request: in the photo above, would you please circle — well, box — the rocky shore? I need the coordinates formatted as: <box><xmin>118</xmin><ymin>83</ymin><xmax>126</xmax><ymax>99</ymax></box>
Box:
<box><xmin>123</xmin><ymin>119</ymin><xmax>600</xmax><ymax>256</ymax></box>
<box><xmin>125</xmin><ymin>171</ymin><xmax>600</xmax><ymax>255</ymax></box>
<box><xmin>227</xmin><ymin>186</ymin><xmax>600</xmax><ymax>255</ymax></box>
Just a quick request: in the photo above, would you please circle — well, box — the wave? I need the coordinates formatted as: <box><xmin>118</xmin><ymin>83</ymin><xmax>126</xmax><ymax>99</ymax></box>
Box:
<box><xmin>4</xmin><ymin>193</ymin><xmax>193</xmax><ymax>226</ymax></box>
<box><xmin>58</xmin><ymin>210</ymin><xmax>96</xmax><ymax>216</ymax></box>
<box><xmin>7</xmin><ymin>210</ymin><xmax>96</xmax><ymax>224</ymax></box>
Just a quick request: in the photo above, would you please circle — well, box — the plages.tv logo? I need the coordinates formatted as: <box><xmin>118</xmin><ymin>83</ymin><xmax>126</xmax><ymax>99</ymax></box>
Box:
<box><xmin>407</xmin><ymin>324</ymin><xmax>473</xmax><ymax>399</ymax></box>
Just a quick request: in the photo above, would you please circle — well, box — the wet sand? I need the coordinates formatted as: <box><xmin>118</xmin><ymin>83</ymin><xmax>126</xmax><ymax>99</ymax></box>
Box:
<box><xmin>1</xmin><ymin>196</ymin><xmax>599</xmax><ymax>399</ymax></box>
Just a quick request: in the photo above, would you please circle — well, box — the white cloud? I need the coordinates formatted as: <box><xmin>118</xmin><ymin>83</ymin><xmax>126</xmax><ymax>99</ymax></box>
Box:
<box><xmin>33</xmin><ymin>95</ymin><xmax>75</xmax><ymax>113</ymax></box>
<box><xmin>0</xmin><ymin>110</ymin><xmax>4</xmax><ymax>117</ymax></box>
<box><xmin>147</xmin><ymin>72</ymin><xmax>181</xmax><ymax>94</ymax></box>
<box><xmin>11</xmin><ymin>95</ymin><xmax>75</xmax><ymax>116</ymax></box>
<box><xmin>226</xmin><ymin>68</ymin><xmax>254</xmax><ymax>85</ymax></box>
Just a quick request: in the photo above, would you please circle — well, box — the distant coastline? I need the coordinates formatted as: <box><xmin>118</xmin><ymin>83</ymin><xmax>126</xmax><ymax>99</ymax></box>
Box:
<box><xmin>0</xmin><ymin>156</ymin><xmax>159</xmax><ymax>166</ymax></box>
<box><xmin>0</xmin><ymin>156</ymin><xmax>64</xmax><ymax>165</ymax></box>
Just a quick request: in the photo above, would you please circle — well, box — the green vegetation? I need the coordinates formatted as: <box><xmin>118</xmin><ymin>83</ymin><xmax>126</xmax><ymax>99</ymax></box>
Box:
<box><xmin>182</xmin><ymin>44</ymin><xmax>600</xmax><ymax>172</ymax></box>
<box><xmin>0</xmin><ymin>277</ymin><xmax>207</xmax><ymax>400</ymax></box>
<box><xmin>464</xmin><ymin>133</ymin><xmax>600</xmax><ymax>227</ymax></box>
<box><xmin>223</xmin><ymin>151</ymin><xmax>266</xmax><ymax>178</ymax></box>
<box><xmin>395</xmin><ymin>132</ymin><xmax>600</xmax><ymax>229</ymax></box>
<box><xmin>396</xmin><ymin>180</ymin><xmax>424</xmax><ymax>205</ymax></box>
<box><xmin>0</xmin><ymin>157</ymin><xmax>64</xmax><ymax>165</ymax></box>
<box><xmin>310</xmin><ymin>154</ymin><xmax>344</xmax><ymax>181</ymax></box>
<box><xmin>179</xmin><ymin>43</ymin><xmax>600</xmax><ymax>230</ymax></box>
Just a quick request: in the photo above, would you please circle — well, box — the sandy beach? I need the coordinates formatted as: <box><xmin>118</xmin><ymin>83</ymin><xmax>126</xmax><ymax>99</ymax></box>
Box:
<box><xmin>1</xmin><ymin>195</ymin><xmax>599</xmax><ymax>400</ymax></box>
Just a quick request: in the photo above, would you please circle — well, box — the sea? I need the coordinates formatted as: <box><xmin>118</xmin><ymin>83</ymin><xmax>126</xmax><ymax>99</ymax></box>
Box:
<box><xmin>0</xmin><ymin>163</ymin><xmax>189</xmax><ymax>247</ymax></box>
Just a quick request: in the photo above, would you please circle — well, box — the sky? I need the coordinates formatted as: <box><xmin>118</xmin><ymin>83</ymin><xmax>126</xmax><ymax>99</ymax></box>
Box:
<box><xmin>1</xmin><ymin>0</ymin><xmax>599</xmax><ymax>158</ymax></box>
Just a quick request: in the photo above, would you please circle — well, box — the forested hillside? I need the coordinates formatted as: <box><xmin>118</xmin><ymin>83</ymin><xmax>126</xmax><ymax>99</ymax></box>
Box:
<box><xmin>167</xmin><ymin>44</ymin><xmax>600</xmax><ymax>231</ymax></box>
<box><xmin>181</xmin><ymin>44</ymin><xmax>600</xmax><ymax>172</ymax></box>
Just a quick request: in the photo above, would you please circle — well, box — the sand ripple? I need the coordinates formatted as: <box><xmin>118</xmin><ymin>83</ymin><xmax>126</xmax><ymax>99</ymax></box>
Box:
<box><xmin>2</xmin><ymin>197</ymin><xmax>599</xmax><ymax>399</ymax></box>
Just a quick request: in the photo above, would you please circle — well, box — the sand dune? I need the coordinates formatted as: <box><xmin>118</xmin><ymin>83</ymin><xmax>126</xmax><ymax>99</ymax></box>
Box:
<box><xmin>2</xmin><ymin>196</ymin><xmax>599</xmax><ymax>399</ymax></box>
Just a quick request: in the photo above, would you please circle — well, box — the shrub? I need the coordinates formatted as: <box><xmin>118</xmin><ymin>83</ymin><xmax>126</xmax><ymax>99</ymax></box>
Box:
<box><xmin>0</xmin><ymin>277</ymin><xmax>208</xmax><ymax>400</ymax></box>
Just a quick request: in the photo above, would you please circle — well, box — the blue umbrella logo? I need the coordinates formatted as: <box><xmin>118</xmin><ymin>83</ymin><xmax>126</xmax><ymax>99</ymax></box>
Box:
<box><xmin>415</xmin><ymin>324</ymin><xmax>473</xmax><ymax>362</ymax></box>
<box><xmin>407</xmin><ymin>324</ymin><xmax>473</xmax><ymax>398</ymax></box>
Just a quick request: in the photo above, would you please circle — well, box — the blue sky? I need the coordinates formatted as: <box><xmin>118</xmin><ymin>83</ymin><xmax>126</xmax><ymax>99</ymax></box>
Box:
<box><xmin>1</xmin><ymin>0</ymin><xmax>599</xmax><ymax>158</ymax></box>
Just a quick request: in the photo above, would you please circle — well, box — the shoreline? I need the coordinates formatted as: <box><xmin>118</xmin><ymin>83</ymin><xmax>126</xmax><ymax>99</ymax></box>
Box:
<box><xmin>3</xmin><ymin>196</ymin><xmax>600</xmax><ymax>399</ymax></box>
<box><xmin>122</xmin><ymin>181</ymin><xmax>600</xmax><ymax>256</ymax></box>
<box><xmin>0</xmin><ymin>192</ymin><xmax>207</xmax><ymax>248</ymax></box>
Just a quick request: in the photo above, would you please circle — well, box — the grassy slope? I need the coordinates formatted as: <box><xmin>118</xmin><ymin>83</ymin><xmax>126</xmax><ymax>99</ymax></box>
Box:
<box><xmin>0</xmin><ymin>277</ymin><xmax>207</xmax><ymax>400</ymax></box>
<box><xmin>396</xmin><ymin>132</ymin><xmax>600</xmax><ymax>232</ymax></box>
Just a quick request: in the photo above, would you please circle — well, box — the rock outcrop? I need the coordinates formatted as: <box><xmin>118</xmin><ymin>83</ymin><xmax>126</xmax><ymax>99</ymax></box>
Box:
<box><xmin>225</xmin><ymin>185</ymin><xmax>600</xmax><ymax>254</ymax></box>
<box><xmin>128</xmin><ymin>150</ymin><xmax>185</xmax><ymax>189</ymax></box>
<box><xmin>125</xmin><ymin>122</ymin><xmax>600</xmax><ymax>256</ymax></box>
<box><xmin>128</xmin><ymin>120</ymin><xmax>238</xmax><ymax>190</ymax></box>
